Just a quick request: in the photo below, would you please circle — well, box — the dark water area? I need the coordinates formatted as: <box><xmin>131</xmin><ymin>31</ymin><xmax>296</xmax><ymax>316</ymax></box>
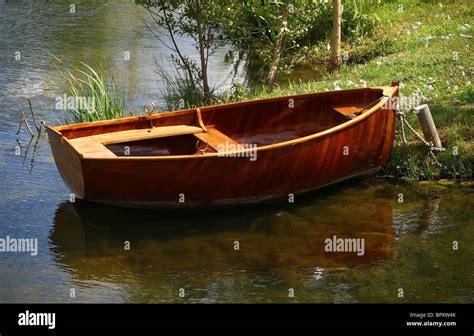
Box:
<box><xmin>0</xmin><ymin>0</ymin><xmax>473</xmax><ymax>303</ymax></box>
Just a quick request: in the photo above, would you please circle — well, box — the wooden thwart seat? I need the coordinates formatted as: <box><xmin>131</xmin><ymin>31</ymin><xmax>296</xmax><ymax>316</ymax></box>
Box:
<box><xmin>69</xmin><ymin>125</ymin><xmax>203</xmax><ymax>158</ymax></box>
<box><xmin>331</xmin><ymin>104</ymin><xmax>367</xmax><ymax>119</ymax></box>
<box><xmin>68</xmin><ymin>124</ymin><xmax>242</xmax><ymax>158</ymax></box>
<box><xmin>194</xmin><ymin>126</ymin><xmax>243</xmax><ymax>153</ymax></box>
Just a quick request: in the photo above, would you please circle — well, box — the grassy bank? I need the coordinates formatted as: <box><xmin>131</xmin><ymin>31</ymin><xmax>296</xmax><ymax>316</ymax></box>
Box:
<box><xmin>232</xmin><ymin>0</ymin><xmax>472</xmax><ymax>181</ymax></box>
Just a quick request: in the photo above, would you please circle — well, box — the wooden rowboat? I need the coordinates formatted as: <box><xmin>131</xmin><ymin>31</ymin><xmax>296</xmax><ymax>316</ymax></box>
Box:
<box><xmin>47</xmin><ymin>83</ymin><xmax>399</xmax><ymax>208</ymax></box>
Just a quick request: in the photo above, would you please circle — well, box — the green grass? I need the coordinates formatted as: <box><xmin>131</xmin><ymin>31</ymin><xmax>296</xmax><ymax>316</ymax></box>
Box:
<box><xmin>221</xmin><ymin>0</ymin><xmax>473</xmax><ymax>181</ymax></box>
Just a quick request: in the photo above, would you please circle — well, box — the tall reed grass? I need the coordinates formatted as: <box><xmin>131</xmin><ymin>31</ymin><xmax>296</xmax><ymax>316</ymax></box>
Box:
<box><xmin>57</xmin><ymin>62</ymin><xmax>127</xmax><ymax>124</ymax></box>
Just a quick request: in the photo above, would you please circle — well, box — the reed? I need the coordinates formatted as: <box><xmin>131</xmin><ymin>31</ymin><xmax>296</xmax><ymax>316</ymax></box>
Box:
<box><xmin>58</xmin><ymin>62</ymin><xmax>127</xmax><ymax>124</ymax></box>
<box><xmin>155</xmin><ymin>62</ymin><xmax>203</xmax><ymax>111</ymax></box>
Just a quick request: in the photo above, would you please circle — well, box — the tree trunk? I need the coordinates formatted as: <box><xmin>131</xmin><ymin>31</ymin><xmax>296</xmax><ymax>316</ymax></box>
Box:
<box><xmin>158</xmin><ymin>0</ymin><xmax>197</xmax><ymax>95</ymax></box>
<box><xmin>265</xmin><ymin>3</ymin><xmax>289</xmax><ymax>87</ymax></box>
<box><xmin>195</xmin><ymin>3</ymin><xmax>210</xmax><ymax>102</ymax></box>
<box><xmin>328</xmin><ymin>0</ymin><xmax>342</xmax><ymax>71</ymax></box>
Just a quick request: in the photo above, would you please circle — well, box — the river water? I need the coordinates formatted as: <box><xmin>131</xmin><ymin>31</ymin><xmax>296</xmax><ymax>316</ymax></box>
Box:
<box><xmin>0</xmin><ymin>0</ymin><xmax>473</xmax><ymax>303</ymax></box>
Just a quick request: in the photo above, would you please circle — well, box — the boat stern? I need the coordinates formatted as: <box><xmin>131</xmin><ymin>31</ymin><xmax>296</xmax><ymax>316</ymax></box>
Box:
<box><xmin>46</xmin><ymin>126</ymin><xmax>85</xmax><ymax>199</ymax></box>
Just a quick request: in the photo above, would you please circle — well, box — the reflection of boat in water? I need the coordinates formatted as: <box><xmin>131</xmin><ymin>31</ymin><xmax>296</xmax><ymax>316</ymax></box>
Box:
<box><xmin>49</xmin><ymin>184</ymin><xmax>395</xmax><ymax>284</ymax></box>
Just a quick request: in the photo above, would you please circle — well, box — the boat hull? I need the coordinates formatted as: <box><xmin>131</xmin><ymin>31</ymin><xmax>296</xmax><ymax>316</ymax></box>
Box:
<box><xmin>47</xmin><ymin>87</ymin><xmax>397</xmax><ymax>208</ymax></box>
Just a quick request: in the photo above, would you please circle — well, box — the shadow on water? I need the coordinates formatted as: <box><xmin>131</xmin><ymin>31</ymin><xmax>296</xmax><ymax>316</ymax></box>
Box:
<box><xmin>48</xmin><ymin>179</ymin><xmax>396</xmax><ymax>283</ymax></box>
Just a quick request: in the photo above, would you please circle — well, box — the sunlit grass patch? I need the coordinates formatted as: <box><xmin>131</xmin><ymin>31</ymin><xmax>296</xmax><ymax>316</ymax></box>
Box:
<box><xmin>244</xmin><ymin>0</ymin><xmax>473</xmax><ymax>180</ymax></box>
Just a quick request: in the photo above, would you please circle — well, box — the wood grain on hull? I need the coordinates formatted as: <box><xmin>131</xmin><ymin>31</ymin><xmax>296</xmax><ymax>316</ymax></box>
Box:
<box><xmin>47</xmin><ymin>86</ymin><xmax>398</xmax><ymax>208</ymax></box>
<box><xmin>81</xmin><ymin>105</ymin><xmax>395</xmax><ymax>206</ymax></box>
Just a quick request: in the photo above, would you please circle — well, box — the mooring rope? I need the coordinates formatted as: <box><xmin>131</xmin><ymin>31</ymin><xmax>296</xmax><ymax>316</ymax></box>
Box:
<box><xmin>395</xmin><ymin>109</ymin><xmax>445</xmax><ymax>167</ymax></box>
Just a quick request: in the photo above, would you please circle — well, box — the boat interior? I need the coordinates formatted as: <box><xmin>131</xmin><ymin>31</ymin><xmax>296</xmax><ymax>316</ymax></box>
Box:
<box><xmin>55</xmin><ymin>88</ymin><xmax>386</xmax><ymax>158</ymax></box>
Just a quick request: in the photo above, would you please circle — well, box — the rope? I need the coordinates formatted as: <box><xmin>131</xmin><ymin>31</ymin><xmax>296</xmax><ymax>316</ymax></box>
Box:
<box><xmin>395</xmin><ymin>109</ymin><xmax>445</xmax><ymax>167</ymax></box>
<box><xmin>397</xmin><ymin>111</ymin><xmax>408</xmax><ymax>144</ymax></box>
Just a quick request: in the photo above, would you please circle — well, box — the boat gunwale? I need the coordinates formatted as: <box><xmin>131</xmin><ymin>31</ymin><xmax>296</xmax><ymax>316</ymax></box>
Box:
<box><xmin>48</xmin><ymin>86</ymin><xmax>397</xmax><ymax>161</ymax></box>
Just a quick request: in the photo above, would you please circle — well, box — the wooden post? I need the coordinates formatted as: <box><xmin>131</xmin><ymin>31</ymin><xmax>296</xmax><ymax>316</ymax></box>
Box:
<box><xmin>414</xmin><ymin>104</ymin><xmax>443</xmax><ymax>149</ymax></box>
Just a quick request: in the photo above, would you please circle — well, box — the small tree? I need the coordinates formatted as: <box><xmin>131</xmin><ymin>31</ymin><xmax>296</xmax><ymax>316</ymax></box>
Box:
<box><xmin>328</xmin><ymin>0</ymin><xmax>342</xmax><ymax>71</ymax></box>
<box><xmin>137</xmin><ymin>0</ymin><xmax>222</xmax><ymax>106</ymax></box>
<box><xmin>222</xmin><ymin>1</ymin><xmax>317</xmax><ymax>88</ymax></box>
<box><xmin>265</xmin><ymin>0</ymin><xmax>289</xmax><ymax>87</ymax></box>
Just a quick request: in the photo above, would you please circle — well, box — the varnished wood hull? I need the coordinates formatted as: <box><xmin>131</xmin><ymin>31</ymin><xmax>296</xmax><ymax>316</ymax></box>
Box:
<box><xmin>47</xmin><ymin>86</ymin><xmax>398</xmax><ymax>208</ymax></box>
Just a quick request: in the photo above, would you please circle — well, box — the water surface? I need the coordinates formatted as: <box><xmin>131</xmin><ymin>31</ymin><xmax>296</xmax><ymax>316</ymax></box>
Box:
<box><xmin>0</xmin><ymin>0</ymin><xmax>472</xmax><ymax>303</ymax></box>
